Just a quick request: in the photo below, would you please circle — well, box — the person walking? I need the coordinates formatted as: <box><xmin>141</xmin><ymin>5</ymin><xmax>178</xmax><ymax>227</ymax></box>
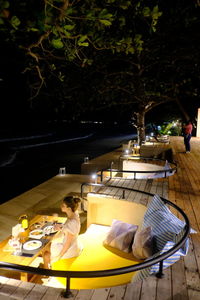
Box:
<box><xmin>183</xmin><ymin>120</ymin><xmax>193</xmax><ymax>153</ymax></box>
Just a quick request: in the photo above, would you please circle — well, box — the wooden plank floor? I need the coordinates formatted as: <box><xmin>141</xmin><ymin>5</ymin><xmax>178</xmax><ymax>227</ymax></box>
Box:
<box><xmin>0</xmin><ymin>137</ymin><xmax>200</xmax><ymax>299</ymax></box>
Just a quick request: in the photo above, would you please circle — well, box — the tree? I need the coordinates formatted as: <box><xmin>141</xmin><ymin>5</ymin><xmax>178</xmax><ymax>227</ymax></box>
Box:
<box><xmin>0</xmin><ymin>0</ymin><xmax>199</xmax><ymax>142</ymax></box>
<box><xmin>77</xmin><ymin>0</ymin><xmax>200</xmax><ymax>143</ymax></box>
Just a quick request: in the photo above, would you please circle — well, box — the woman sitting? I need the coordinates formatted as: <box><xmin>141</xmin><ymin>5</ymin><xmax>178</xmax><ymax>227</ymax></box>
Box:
<box><xmin>43</xmin><ymin>196</ymin><xmax>82</xmax><ymax>269</ymax></box>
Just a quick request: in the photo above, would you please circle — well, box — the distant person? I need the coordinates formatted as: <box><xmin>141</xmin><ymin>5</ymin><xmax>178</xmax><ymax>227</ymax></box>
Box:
<box><xmin>42</xmin><ymin>196</ymin><xmax>82</xmax><ymax>269</ymax></box>
<box><xmin>183</xmin><ymin>120</ymin><xmax>193</xmax><ymax>153</ymax></box>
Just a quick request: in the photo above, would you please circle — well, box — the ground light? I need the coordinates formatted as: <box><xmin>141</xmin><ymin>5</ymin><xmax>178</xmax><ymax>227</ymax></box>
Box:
<box><xmin>59</xmin><ymin>167</ymin><xmax>66</xmax><ymax>176</ymax></box>
<box><xmin>91</xmin><ymin>174</ymin><xmax>97</xmax><ymax>184</ymax></box>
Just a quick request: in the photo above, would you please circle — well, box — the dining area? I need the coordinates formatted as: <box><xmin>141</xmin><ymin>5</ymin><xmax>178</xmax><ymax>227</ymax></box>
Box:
<box><xmin>0</xmin><ymin>214</ymin><xmax>66</xmax><ymax>282</ymax></box>
<box><xmin>0</xmin><ymin>136</ymin><xmax>200</xmax><ymax>300</ymax></box>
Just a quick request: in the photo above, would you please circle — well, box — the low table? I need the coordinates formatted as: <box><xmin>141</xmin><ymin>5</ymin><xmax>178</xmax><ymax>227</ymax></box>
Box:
<box><xmin>0</xmin><ymin>214</ymin><xmax>66</xmax><ymax>281</ymax></box>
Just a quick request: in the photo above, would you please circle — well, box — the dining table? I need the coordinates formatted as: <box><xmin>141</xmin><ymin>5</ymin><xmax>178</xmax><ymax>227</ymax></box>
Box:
<box><xmin>0</xmin><ymin>214</ymin><xmax>66</xmax><ymax>281</ymax></box>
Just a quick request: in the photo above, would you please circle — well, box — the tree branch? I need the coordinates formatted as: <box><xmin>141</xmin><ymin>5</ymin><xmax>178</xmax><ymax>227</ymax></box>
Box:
<box><xmin>59</xmin><ymin>0</ymin><xmax>70</xmax><ymax>21</ymax></box>
<box><xmin>28</xmin><ymin>66</ymin><xmax>45</xmax><ymax>101</ymax></box>
<box><xmin>145</xmin><ymin>96</ymin><xmax>174</xmax><ymax>112</ymax></box>
<box><xmin>99</xmin><ymin>85</ymin><xmax>133</xmax><ymax>95</ymax></box>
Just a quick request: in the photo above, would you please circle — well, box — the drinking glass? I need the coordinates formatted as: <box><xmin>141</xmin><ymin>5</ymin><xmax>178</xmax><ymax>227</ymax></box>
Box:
<box><xmin>9</xmin><ymin>238</ymin><xmax>22</xmax><ymax>255</ymax></box>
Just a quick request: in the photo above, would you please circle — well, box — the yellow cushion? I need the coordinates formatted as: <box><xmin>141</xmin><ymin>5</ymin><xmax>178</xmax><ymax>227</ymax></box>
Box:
<box><xmin>52</xmin><ymin>224</ymin><xmax>142</xmax><ymax>289</ymax></box>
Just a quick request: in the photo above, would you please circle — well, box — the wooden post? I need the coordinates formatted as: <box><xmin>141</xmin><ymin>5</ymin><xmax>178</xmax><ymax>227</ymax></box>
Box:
<box><xmin>197</xmin><ymin>108</ymin><xmax>200</xmax><ymax>137</ymax></box>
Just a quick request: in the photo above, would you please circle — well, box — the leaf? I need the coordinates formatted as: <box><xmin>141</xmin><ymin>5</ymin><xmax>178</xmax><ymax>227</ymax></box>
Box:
<box><xmin>99</xmin><ymin>19</ymin><xmax>112</xmax><ymax>26</ymax></box>
<box><xmin>52</xmin><ymin>26</ymin><xmax>58</xmax><ymax>36</ymax></box>
<box><xmin>64</xmin><ymin>24</ymin><xmax>75</xmax><ymax>31</ymax></box>
<box><xmin>58</xmin><ymin>72</ymin><xmax>65</xmax><ymax>82</ymax></box>
<box><xmin>10</xmin><ymin>16</ymin><xmax>20</xmax><ymax>29</ymax></box>
<box><xmin>0</xmin><ymin>17</ymin><xmax>4</xmax><ymax>24</ymax></box>
<box><xmin>63</xmin><ymin>31</ymin><xmax>71</xmax><ymax>38</ymax></box>
<box><xmin>78</xmin><ymin>42</ymin><xmax>89</xmax><ymax>47</ymax></box>
<box><xmin>51</xmin><ymin>64</ymin><xmax>56</xmax><ymax>71</ymax></box>
<box><xmin>28</xmin><ymin>27</ymin><xmax>39</xmax><ymax>32</ymax></box>
<box><xmin>99</xmin><ymin>9</ymin><xmax>108</xmax><ymax>18</ymax></box>
<box><xmin>106</xmin><ymin>0</ymin><xmax>116</xmax><ymax>3</ymax></box>
<box><xmin>65</xmin><ymin>7</ymin><xmax>73</xmax><ymax>15</ymax></box>
<box><xmin>2</xmin><ymin>1</ymin><xmax>10</xmax><ymax>9</ymax></box>
<box><xmin>52</xmin><ymin>38</ymin><xmax>64</xmax><ymax>49</ymax></box>
<box><xmin>78</xmin><ymin>35</ymin><xmax>88</xmax><ymax>42</ymax></box>
<box><xmin>128</xmin><ymin>47</ymin><xmax>135</xmax><ymax>54</ymax></box>
<box><xmin>119</xmin><ymin>16</ymin><xmax>126</xmax><ymax>26</ymax></box>
<box><xmin>152</xmin><ymin>6</ymin><xmax>162</xmax><ymax>20</ymax></box>
<box><xmin>120</xmin><ymin>2</ymin><xmax>131</xmax><ymax>10</ymax></box>
<box><xmin>143</xmin><ymin>7</ymin><xmax>151</xmax><ymax>17</ymax></box>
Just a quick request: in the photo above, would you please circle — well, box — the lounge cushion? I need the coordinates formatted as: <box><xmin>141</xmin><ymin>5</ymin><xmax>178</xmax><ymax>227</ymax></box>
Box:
<box><xmin>103</xmin><ymin>219</ymin><xmax>138</xmax><ymax>253</ymax></box>
<box><xmin>52</xmin><ymin>224</ymin><xmax>142</xmax><ymax>289</ymax></box>
<box><xmin>132</xmin><ymin>226</ymin><xmax>153</xmax><ymax>259</ymax></box>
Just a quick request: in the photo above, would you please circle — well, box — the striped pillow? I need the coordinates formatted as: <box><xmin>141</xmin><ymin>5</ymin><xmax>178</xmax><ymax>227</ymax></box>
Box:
<box><xmin>142</xmin><ymin>194</ymin><xmax>187</xmax><ymax>251</ymax></box>
<box><xmin>103</xmin><ymin>219</ymin><xmax>138</xmax><ymax>253</ymax></box>
<box><xmin>132</xmin><ymin>194</ymin><xmax>190</xmax><ymax>282</ymax></box>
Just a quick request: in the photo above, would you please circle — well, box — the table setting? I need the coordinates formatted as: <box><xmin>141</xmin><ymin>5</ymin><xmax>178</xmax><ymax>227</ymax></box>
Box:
<box><xmin>5</xmin><ymin>215</ymin><xmax>63</xmax><ymax>257</ymax></box>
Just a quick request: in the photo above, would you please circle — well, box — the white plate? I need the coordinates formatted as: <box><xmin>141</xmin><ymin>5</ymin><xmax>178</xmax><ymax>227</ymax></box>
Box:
<box><xmin>29</xmin><ymin>229</ymin><xmax>44</xmax><ymax>239</ymax></box>
<box><xmin>23</xmin><ymin>240</ymin><xmax>42</xmax><ymax>251</ymax></box>
<box><xmin>43</xmin><ymin>225</ymin><xmax>57</xmax><ymax>235</ymax></box>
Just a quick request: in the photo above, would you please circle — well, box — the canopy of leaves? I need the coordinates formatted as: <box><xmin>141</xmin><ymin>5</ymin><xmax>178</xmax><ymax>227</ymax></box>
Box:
<box><xmin>0</xmin><ymin>0</ymin><xmax>199</xmax><ymax>125</ymax></box>
<box><xmin>0</xmin><ymin>0</ymin><xmax>162</xmax><ymax>97</ymax></box>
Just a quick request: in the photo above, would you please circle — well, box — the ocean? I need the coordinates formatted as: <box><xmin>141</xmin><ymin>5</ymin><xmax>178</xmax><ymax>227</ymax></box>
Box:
<box><xmin>0</xmin><ymin>123</ymin><xmax>137</xmax><ymax>204</ymax></box>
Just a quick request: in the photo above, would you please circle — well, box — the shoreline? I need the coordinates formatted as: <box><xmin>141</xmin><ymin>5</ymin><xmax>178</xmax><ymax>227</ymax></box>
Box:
<box><xmin>0</xmin><ymin>130</ymin><xmax>136</xmax><ymax>204</ymax></box>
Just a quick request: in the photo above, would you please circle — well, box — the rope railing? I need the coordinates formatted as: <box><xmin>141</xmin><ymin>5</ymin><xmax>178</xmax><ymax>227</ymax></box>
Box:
<box><xmin>0</xmin><ymin>186</ymin><xmax>189</xmax><ymax>298</ymax></box>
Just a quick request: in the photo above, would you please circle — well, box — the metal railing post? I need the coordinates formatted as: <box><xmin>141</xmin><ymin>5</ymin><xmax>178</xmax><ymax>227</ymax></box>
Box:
<box><xmin>81</xmin><ymin>183</ymin><xmax>84</xmax><ymax>198</ymax></box>
<box><xmin>110</xmin><ymin>161</ymin><xmax>114</xmax><ymax>180</ymax></box>
<box><xmin>61</xmin><ymin>276</ymin><xmax>73</xmax><ymax>298</ymax></box>
<box><xmin>101</xmin><ymin>170</ymin><xmax>103</xmax><ymax>182</ymax></box>
<box><xmin>156</xmin><ymin>260</ymin><xmax>164</xmax><ymax>278</ymax></box>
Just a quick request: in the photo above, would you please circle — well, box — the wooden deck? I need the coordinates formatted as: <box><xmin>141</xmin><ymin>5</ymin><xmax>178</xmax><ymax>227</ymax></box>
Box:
<box><xmin>0</xmin><ymin>136</ymin><xmax>200</xmax><ymax>299</ymax></box>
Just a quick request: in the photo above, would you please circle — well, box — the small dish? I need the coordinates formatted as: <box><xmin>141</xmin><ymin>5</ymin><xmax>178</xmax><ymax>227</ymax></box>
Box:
<box><xmin>23</xmin><ymin>240</ymin><xmax>42</xmax><ymax>251</ymax></box>
<box><xmin>43</xmin><ymin>225</ymin><xmax>57</xmax><ymax>235</ymax></box>
<box><xmin>30</xmin><ymin>222</ymin><xmax>42</xmax><ymax>231</ymax></box>
<box><xmin>29</xmin><ymin>229</ymin><xmax>44</xmax><ymax>239</ymax></box>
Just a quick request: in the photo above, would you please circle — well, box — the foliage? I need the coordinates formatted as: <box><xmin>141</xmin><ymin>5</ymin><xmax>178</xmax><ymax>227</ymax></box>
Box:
<box><xmin>0</xmin><ymin>0</ymin><xmax>163</xmax><ymax>100</ymax></box>
<box><xmin>157</xmin><ymin>122</ymin><xmax>182</xmax><ymax>136</ymax></box>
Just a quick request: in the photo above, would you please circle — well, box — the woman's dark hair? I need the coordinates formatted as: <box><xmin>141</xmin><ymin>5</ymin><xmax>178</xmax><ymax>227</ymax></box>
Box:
<box><xmin>186</xmin><ymin>120</ymin><xmax>192</xmax><ymax>125</ymax></box>
<box><xmin>63</xmin><ymin>196</ymin><xmax>81</xmax><ymax>212</ymax></box>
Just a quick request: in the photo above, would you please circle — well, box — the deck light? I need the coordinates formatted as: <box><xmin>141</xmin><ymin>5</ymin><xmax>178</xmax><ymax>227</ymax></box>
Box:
<box><xmin>84</xmin><ymin>157</ymin><xmax>89</xmax><ymax>163</ymax></box>
<box><xmin>59</xmin><ymin>167</ymin><xmax>66</xmax><ymax>176</ymax></box>
<box><xmin>125</xmin><ymin>149</ymin><xmax>129</xmax><ymax>155</ymax></box>
<box><xmin>91</xmin><ymin>174</ymin><xmax>97</xmax><ymax>183</ymax></box>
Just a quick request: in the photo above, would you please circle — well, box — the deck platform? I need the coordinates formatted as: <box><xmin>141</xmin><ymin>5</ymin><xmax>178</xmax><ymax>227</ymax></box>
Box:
<box><xmin>0</xmin><ymin>136</ymin><xmax>200</xmax><ymax>299</ymax></box>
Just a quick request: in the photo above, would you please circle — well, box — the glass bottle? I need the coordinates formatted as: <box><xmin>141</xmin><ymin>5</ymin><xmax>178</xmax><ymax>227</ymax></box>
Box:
<box><xmin>19</xmin><ymin>214</ymin><xmax>29</xmax><ymax>230</ymax></box>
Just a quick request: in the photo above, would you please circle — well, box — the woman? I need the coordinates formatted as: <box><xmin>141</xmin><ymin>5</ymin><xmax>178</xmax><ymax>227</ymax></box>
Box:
<box><xmin>43</xmin><ymin>196</ymin><xmax>82</xmax><ymax>269</ymax></box>
<box><xmin>183</xmin><ymin>120</ymin><xmax>193</xmax><ymax>153</ymax></box>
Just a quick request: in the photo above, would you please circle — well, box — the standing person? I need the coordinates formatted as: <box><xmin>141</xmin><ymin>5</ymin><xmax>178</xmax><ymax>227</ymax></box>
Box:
<box><xmin>42</xmin><ymin>196</ymin><xmax>82</xmax><ymax>269</ymax></box>
<box><xmin>183</xmin><ymin>120</ymin><xmax>193</xmax><ymax>153</ymax></box>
